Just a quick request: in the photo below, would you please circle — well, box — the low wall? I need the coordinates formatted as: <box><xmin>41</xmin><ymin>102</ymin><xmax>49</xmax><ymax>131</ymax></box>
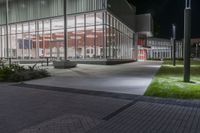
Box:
<box><xmin>73</xmin><ymin>59</ymin><xmax>136</xmax><ymax>65</ymax></box>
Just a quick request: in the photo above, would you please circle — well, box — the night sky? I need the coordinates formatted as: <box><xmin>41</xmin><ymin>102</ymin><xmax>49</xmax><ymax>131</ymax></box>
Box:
<box><xmin>128</xmin><ymin>0</ymin><xmax>200</xmax><ymax>39</ymax></box>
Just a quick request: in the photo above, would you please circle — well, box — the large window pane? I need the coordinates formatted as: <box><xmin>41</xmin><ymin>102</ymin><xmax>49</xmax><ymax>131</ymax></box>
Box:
<box><xmin>67</xmin><ymin>28</ymin><xmax>75</xmax><ymax>59</ymax></box>
<box><xmin>86</xmin><ymin>26</ymin><xmax>95</xmax><ymax>59</ymax></box>
<box><xmin>96</xmin><ymin>25</ymin><xmax>103</xmax><ymax>58</ymax></box>
<box><xmin>52</xmin><ymin>17</ymin><xmax>64</xmax><ymax>30</ymax></box>
<box><xmin>86</xmin><ymin>13</ymin><xmax>95</xmax><ymax>26</ymax></box>
<box><xmin>67</xmin><ymin>16</ymin><xmax>75</xmax><ymax>28</ymax></box>
<box><xmin>76</xmin><ymin>27</ymin><xmax>85</xmax><ymax>59</ymax></box>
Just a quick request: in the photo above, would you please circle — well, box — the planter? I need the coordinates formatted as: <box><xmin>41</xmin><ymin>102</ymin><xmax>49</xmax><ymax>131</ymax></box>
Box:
<box><xmin>53</xmin><ymin>60</ymin><xmax>77</xmax><ymax>69</ymax></box>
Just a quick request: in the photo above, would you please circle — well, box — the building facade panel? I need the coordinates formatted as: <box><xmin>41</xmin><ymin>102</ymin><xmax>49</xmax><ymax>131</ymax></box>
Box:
<box><xmin>0</xmin><ymin>0</ymin><xmax>107</xmax><ymax>25</ymax></box>
<box><xmin>146</xmin><ymin>38</ymin><xmax>183</xmax><ymax>60</ymax></box>
<box><xmin>0</xmin><ymin>10</ymin><xmax>135</xmax><ymax>60</ymax></box>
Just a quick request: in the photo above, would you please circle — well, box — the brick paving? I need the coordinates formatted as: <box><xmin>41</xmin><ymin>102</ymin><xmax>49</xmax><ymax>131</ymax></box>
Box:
<box><xmin>87</xmin><ymin>101</ymin><xmax>200</xmax><ymax>133</ymax></box>
<box><xmin>1</xmin><ymin>84</ymin><xmax>200</xmax><ymax>133</ymax></box>
<box><xmin>19</xmin><ymin>114</ymin><xmax>102</xmax><ymax>133</ymax></box>
<box><xmin>0</xmin><ymin>85</ymin><xmax>129</xmax><ymax>133</ymax></box>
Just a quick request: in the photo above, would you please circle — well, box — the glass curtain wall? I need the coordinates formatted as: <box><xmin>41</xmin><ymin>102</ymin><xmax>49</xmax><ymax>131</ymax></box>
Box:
<box><xmin>0</xmin><ymin>11</ymin><xmax>134</xmax><ymax>60</ymax></box>
<box><xmin>105</xmin><ymin>12</ymin><xmax>134</xmax><ymax>60</ymax></box>
<box><xmin>147</xmin><ymin>40</ymin><xmax>173</xmax><ymax>59</ymax></box>
<box><xmin>0</xmin><ymin>0</ymin><xmax>107</xmax><ymax>25</ymax></box>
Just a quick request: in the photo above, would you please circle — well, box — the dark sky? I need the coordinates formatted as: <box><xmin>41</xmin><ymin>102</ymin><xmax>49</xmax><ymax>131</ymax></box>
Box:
<box><xmin>128</xmin><ymin>0</ymin><xmax>200</xmax><ymax>39</ymax></box>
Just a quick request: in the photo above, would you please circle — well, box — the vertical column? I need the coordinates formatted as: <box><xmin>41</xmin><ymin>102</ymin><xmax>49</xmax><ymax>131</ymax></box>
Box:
<box><xmin>118</xmin><ymin>23</ymin><xmax>120</xmax><ymax>59</ymax></box>
<box><xmin>6</xmin><ymin>0</ymin><xmax>9</xmax><ymax>59</ymax></box>
<box><xmin>35</xmin><ymin>21</ymin><xmax>39</xmax><ymax>59</ymax></box>
<box><xmin>122</xmin><ymin>24</ymin><xmax>125</xmax><ymax>59</ymax></box>
<box><xmin>134</xmin><ymin>34</ymin><xmax>138</xmax><ymax>61</ymax></box>
<box><xmin>42</xmin><ymin>20</ymin><xmax>45</xmax><ymax>58</ymax></box>
<box><xmin>75</xmin><ymin>16</ymin><xmax>77</xmax><ymax>59</ymax></box>
<box><xmin>173</xmin><ymin>39</ymin><xmax>176</xmax><ymax>66</ymax></box>
<box><xmin>22</xmin><ymin>24</ymin><xmax>24</xmax><ymax>59</ymax></box>
<box><xmin>170</xmin><ymin>39</ymin><xmax>173</xmax><ymax>59</ymax></box>
<box><xmin>16</xmin><ymin>25</ymin><xmax>18</xmax><ymax>59</ymax></box>
<box><xmin>182</xmin><ymin>41</ymin><xmax>184</xmax><ymax>58</ymax></box>
<box><xmin>94</xmin><ymin>12</ymin><xmax>97</xmax><ymax>59</ymax></box>
<box><xmin>102</xmin><ymin>12</ymin><xmax>105</xmax><ymax>59</ymax></box>
<box><xmin>172</xmin><ymin>24</ymin><xmax>176</xmax><ymax>66</ymax></box>
<box><xmin>0</xmin><ymin>27</ymin><xmax>3</xmax><ymax>58</ymax></box>
<box><xmin>111</xmin><ymin>18</ymin><xmax>114</xmax><ymax>59</ymax></box>
<box><xmin>108</xmin><ymin>14</ymin><xmax>111</xmax><ymax>59</ymax></box>
<box><xmin>84</xmin><ymin>14</ymin><xmax>86</xmax><ymax>59</ymax></box>
<box><xmin>64</xmin><ymin>0</ymin><xmax>68</xmax><ymax>60</ymax></box>
<box><xmin>196</xmin><ymin>43</ymin><xmax>198</xmax><ymax>58</ymax></box>
<box><xmin>50</xmin><ymin>19</ymin><xmax>53</xmax><ymax>58</ymax></box>
<box><xmin>179</xmin><ymin>42</ymin><xmax>181</xmax><ymax>58</ymax></box>
<box><xmin>28</xmin><ymin>22</ymin><xmax>31</xmax><ymax>59</ymax></box>
<box><xmin>105</xmin><ymin>12</ymin><xmax>108</xmax><ymax>59</ymax></box>
<box><xmin>184</xmin><ymin>3</ymin><xmax>191</xmax><ymax>82</ymax></box>
<box><xmin>9</xmin><ymin>26</ymin><xmax>12</xmax><ymax>58</ymax></box>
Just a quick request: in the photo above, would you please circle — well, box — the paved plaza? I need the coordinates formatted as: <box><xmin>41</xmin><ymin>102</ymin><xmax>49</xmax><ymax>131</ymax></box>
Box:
<box><xmin>1</xmin><ymin>83</ymin><xmax>200</xmax><ymax>133</ymax></box>
<box><xmin>25</xmin><ymin>61</ymin><xmax>162</xmax><ymax>95</ymax></box>
<box><xmin>1</xmin><ymin>61</ymin><xmax>200</xmax><ymax>133</ymax></box>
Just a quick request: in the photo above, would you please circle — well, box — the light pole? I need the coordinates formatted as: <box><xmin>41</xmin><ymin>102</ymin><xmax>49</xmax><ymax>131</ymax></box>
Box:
<box><xmin>6</xmin><ymin>0</ymin><xmax>9</xmax><ymax>59</ymax></box>
<box><xmin>196</xmin><ymin>43</ymin><xmax>199</xmax><ymax>58</ymax></box>
<box><xmin>184</xmin><ymin>0</ymin><xmax>191</xmax><ymax>82</ymax></box>
<box><xmin>172</xmin><ymin>24</ymin><xmax>176</xmax><ymax>66</ymax></box>
<box><xmin>63</xmin><ymin>0</ymin><xmax>67</xmax><ymax>60</ymax></box>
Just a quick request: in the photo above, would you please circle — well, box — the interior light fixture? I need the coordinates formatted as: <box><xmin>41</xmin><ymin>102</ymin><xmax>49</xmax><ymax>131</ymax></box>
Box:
<box><xmin>86</xmin><ymin>35</ymin><xmax>98</xmax><ymax>38</ymax></box>
<box><xmin>72</xmin><ymin>31</ymin><xmax>85</xmax><ymax>34</ymax></box>
<box><xmin>70</xmin><ymin>36</ymin><xmax>82</xmax><ymax>39</ymax></box>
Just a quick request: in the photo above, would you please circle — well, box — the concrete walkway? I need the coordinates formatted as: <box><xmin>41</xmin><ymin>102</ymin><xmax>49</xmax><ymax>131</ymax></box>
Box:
<box><xmin>25</xmin><ymin>61</ymin><xmax>162</xmax><ymax>95</ymax></box>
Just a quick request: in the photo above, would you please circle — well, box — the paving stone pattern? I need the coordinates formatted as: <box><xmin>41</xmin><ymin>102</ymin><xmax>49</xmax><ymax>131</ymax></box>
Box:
<box><xmin>1</xmin><ymin>83</ymin><xmax>200</xmax><ymax>133</ymax></box>
<box><xmin>19</xmin><ymin>114</ymin><xmax>102</xmax><ymax>133</ymax></box>
<box><xmin>87</xmin><ymin>101</ymin><xmax>200</xmax><ymax>133</ymax></box>
<box><xmin>0</xmin><ymin>86</ymin><xmax>129</xmax><ymax>133</ymax></box>
<box><xmin>11</xmin><ymin>84</ymin><xmax>200</xmax><ymax>133</ymax></box>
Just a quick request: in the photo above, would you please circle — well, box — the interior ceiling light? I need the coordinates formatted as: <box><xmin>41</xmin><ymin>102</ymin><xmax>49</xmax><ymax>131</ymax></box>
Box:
<box><xmin>86</xmin><ymin>35</ymin><xmax>98</xmax><ymax>38</ymax></box>
<box><xmin>56</xmin><ymin>37</ymin><xmax>64</xmax><ymax>40</ymax></box>
<box><xmin>72</xmin><ymin>31</ymin><xmax>85</xmax><ymax>34</ymax></box>
<box><xmin>70</xmin><ymin>36</ymin><xmax>82</xmax><ymax>39</ymax></box>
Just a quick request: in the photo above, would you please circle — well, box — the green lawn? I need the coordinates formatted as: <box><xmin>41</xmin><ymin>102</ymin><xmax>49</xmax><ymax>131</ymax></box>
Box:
<box><xmin>144</xmin><ymin>60</ymin><xmax>200</xmax><ymax>99</ymax></box>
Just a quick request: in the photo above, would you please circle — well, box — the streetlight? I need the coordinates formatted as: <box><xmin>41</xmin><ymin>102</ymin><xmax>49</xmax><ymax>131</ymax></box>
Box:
<box><xmin>6</xmin><ymin>0</ymin><xmax>11</xmax><ymax>66</ymax></box>
<box><xmin>172</xmin><ymin>24</ymin><xmax>176</xmax><ymax>66</ymax></box>
<box><xmin>6</xmin><ymin>0</ymin><xmax>8</xmax><ymax>57</ymax></box>
<box><xmin>63</xmin><ymin>0</ymin><xmax>67</xmax><ymax>60</ymax></box>
<box><xmin>196</xmin><ymin>42</ymin><xmax>200</xmax><ymax>58</ymax></box>
<box><xmin>183</xmin><ymin>0</ymin><xmax>191</xmax><ymax>82</ymax></box>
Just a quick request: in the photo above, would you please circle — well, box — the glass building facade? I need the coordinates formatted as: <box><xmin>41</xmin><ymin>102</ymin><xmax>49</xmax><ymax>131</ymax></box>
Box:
<box><xmin>146</xmin><ymin>38</ymin><xmax>183</xmax><ymax>60</ymax></box>
<box><xmin>0</xmin><ymin>0</ymin><xmax>135</xmax><ymax>61</ymax></box>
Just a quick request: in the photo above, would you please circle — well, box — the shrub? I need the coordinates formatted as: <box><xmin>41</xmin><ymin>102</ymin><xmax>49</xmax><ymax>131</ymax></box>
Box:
<box><xmin>0</xmin><ymin>64</ymin><xmax>50</xmax><ymax>82</ymax></box>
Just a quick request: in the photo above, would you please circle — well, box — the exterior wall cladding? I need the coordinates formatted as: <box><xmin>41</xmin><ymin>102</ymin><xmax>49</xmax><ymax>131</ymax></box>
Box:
<box><xmin>0</xmin><ymin>0</ymin><xmax>138</xmax><ymax>61</ymax></box>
